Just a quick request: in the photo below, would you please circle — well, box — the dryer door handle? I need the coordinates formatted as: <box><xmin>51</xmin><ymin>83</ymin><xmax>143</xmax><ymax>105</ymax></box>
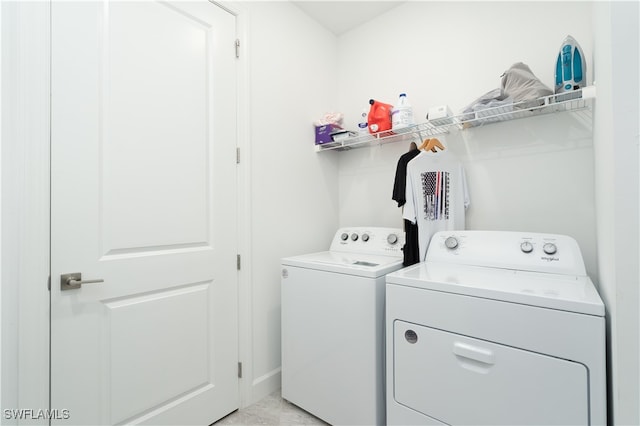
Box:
<box><xmin>453</xmin><ymin>342</ymin><xmax>495</xmax><ymax>366</ymax></box>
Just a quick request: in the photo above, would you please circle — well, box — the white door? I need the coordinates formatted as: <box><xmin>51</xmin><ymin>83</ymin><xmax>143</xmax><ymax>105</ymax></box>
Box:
<box><xmin>50</xmin><ymin>1</ymin><xmax>239</xmax><ymax>424</ymax></box>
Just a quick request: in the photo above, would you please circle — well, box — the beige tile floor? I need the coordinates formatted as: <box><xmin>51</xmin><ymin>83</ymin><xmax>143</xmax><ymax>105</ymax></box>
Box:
<box><xmin>215</xmin><ymin>390</ymin><xmax>328</xmax><ymax>426</ymax></box>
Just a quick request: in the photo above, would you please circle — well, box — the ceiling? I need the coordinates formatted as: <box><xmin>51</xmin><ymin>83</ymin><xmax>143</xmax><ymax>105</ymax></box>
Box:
<box><xmin>291</xmin><ymin>1</ymin><xmax>406</xmax><ymax>36</ymax></box>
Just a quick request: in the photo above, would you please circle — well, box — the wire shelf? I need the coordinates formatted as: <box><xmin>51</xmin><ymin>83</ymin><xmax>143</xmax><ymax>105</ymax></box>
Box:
<box><xmin>315</xmin><ymin>86</ymin><xmax>595</xmax><ymax>153</ymax></box>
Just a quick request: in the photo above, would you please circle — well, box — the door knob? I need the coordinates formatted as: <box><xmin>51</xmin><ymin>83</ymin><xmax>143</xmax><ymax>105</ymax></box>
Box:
<box><xmin>60</xmin><ymin>272</ymin><xmax>104</xmax><ymax>291</ymax></box>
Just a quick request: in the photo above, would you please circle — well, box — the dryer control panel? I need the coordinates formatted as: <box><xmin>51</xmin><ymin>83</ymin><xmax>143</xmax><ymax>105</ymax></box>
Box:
<box><xmin>427</xmin><ymin>231</ymin><xmax>586</xmax><ymax>276</ymax></box>
<box><xmin>330</xmin><ymin>227</ymin><xmax>404</xmax><ymax>257</ymax></box>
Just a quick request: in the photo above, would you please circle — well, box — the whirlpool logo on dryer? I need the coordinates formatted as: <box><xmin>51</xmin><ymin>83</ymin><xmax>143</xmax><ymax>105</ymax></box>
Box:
<box><xmin>541</xmin><ymin>256</ymin><xmax>560</xmax><ymax>262</ymax></box>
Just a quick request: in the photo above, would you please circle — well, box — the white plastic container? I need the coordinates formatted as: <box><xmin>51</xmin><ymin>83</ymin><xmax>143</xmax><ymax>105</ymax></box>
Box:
<box><xmin>392</xmin><ymin>93</ymin><xmax>415</xmax><ymax>130</ymax></box>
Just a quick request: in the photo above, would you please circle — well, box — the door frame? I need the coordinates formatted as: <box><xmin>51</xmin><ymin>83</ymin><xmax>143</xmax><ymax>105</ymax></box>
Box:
<box><xmin>1</xmin><ymin>2</ymin><xmax>51</xmax><ymax>422</ymax></box>
<box><xmin>0</xmin><ymin>0</ymin><xmax>252</xmax><ymax>417</ymax></box>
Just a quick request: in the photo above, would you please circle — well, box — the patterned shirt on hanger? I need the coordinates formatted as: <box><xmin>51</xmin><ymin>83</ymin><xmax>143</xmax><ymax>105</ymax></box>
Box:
<box><xmin>403</xmin><ymin>149</ymin><xmax>470</xmax><ymax>261</ymax></box>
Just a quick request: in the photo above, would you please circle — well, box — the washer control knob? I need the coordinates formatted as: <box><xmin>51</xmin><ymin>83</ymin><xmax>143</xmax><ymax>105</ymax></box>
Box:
<box><xmin>520</xmin><ymin>241</ymin><xmax>534</xmax><ymax>253</ymax></box>
<box><xmin>340</xmin><ymin>233</ymin><xmax>349</xmax><ymax>241</ymax></box>
<box><xmin>387</xmin><ymin>234</ymin><xmax>398</xmax><ymax>245</ymax></box>
<box><xmin>351</xmin><ymin>233</ymin><xmax>359</xmax><ymax>241</ymax></box>
<box><xmin>445</xmin><ymin>236</ymin><xmax>459</xmax><ymax>249</ymax></box>
<box><xmin>362</xmin><ymin>233</ymin><xmax>370</xmax><ymax>242</ymax></box>
<box><xmin>543</xmin><ymin>243</ymin><xmax>557</xmax><ymax>255</ymax></box>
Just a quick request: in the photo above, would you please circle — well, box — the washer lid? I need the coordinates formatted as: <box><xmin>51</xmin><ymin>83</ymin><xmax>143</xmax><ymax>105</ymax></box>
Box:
<box><xmin>386</xmin><ymin>261</ymin><xmax>604</xmax><ymax>316</ymax></box>
<box><xmin>282</xmin><ymin>251</ymin><xmax>403</xmax><ymax>278</ymax></box>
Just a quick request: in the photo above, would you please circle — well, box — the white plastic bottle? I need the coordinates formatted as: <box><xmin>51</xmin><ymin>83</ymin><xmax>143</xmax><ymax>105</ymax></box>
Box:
<box><xmin>357</xmin><ymin>104</ymin><xmax>369</xmax><ymax>134</ymax></box>
<box><xmin>391</xmin><ymin>93</ymin><xmax>415</xmax><ymax>130</ymax></box>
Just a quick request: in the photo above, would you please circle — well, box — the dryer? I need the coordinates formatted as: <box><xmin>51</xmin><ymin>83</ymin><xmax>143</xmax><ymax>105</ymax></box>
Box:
<box><xmin>281</xmin><ymin>227</ymin><xmax>405</xmax><ymax>425</ymax></box>
<box><xmin>385</xmin><ymin>230</ymin><xmax>606</xmax><ymax>425</ymax></box>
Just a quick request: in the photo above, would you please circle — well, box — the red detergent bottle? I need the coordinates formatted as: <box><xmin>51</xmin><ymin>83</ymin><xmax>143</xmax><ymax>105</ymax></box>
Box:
<box><xmin>368</xmin><ymin>99</ymin><xmax>393</xmax><ymax>134</ymax></box>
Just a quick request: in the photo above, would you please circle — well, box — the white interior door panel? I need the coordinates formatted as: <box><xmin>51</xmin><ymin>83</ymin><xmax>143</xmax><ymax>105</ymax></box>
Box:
<box><xmin>51</xmin><ymin>2</ymin><xmax>239</xmax><ymax>424</ymax></box>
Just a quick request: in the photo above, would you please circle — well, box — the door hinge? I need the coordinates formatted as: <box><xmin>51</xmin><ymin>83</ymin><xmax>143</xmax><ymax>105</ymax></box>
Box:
<box><xmin>238</xmin><ymin>362</ymin><xmax>243</xmax><ymax>378</ymax></box>
<box><xmin>236</xmin><ymin>147</ymin><xmax>240</xmax><ymax>164</ymax></box>
<box><xmin>237</xmin><ymin>254</ymin><xmax>241</xmax><ymax>270</ymax></box>
<box><xmin>235</xmin><ymin>39</ymin><xmax>240</xmax><ymax>58</ymax></box>
<box><xmin>47</xmin><ymin>276</ymin><xmax>51</xmax><ymax>291</ymax></box>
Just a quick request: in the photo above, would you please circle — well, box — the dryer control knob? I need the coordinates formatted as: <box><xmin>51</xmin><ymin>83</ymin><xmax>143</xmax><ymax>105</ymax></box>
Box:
<box><xmin>387</xmin><ymin>234</ymin><xmax>398</xmax><ymax>245</ymax></box>
<box><xmin>362</xmin><ymin>233</ymin><xmax>370</xmax><ymax>242</ymax></box>
<box><xmin>543</xmin><ymin>243</ymin><xmax>557</xmax><ymax>255</ymax></box>
<box><xmin>520</xmin><ymin>241</ymin><xmax>534</xmax><ymax>253</ymax></box>
<box><xmin>351</xmin><ymin>233</ymin><xmax>359</xmax><ymax>241</ymax></box>
<box><xmin>445</xmin><ymin>236</ymin><xmax>459</xmax><ymax>249</ymax></box>
<box><xmin>340</xmin><ymin>233</ymin><xmax>349</xmax><ymax>241</ymax></box>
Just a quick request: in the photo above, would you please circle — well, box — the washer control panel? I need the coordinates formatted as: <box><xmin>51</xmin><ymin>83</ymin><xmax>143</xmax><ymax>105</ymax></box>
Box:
<box><xmin>428</xmin><ymin>230</ymin><xmax>586</xmax><ymax>276</ymax></box>
<box><xmin>330</xmin><ymin>227</ymin><xmax>404</xmax><ymax>257</ymax></box>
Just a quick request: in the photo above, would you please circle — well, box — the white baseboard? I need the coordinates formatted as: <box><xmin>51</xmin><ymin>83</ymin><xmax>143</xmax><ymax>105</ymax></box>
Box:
<box><xmin>249</xmin><ymin>367</ymin><xmax>281</xmax><ymax>406</ymax></box>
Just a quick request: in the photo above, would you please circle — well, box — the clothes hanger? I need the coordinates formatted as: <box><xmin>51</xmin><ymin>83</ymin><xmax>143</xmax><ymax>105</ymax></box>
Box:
<box><xmin>428</xmin><ymin>138</ymin><xmax>445</xmax><ymax>151</ymax></box>
<box><xmin>419</xmin><ymin>138</ymin><xmax>445</xmax><ymax>152</ymax></box>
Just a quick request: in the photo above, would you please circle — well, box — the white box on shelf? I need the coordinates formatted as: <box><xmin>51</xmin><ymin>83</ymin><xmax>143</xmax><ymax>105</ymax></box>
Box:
<box><xmin>428</xmin><ymin>105</ymin><xmax>452</xmax><ymax>120</ymax></box>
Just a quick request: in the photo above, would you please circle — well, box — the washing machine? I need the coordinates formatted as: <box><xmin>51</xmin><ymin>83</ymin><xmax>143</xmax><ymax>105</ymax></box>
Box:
<box><xmin>385</xmin><ymin>230</ymin><xmax>606</xmax><ymax>426</ymax></box>
<box><xmin>281</xmin><ymin>227</ymin><xmax>405</xmax><ymax>425</ymax></box>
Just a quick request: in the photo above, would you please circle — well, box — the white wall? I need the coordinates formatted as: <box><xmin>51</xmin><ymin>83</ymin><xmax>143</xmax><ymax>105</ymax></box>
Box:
<box><xmin>244</xmin><ymin>1</ymin><xmax>340</xmax><ymax>404</ymax></box>
<box><xmin>335</xmin><ymin>1</ymin><xmax>598</xmax><ymax>277</ymax></box>
<box><xmin>593</xmin><ymin>2</ymin><xmax>640</xmax><ymax>424</ymax></box>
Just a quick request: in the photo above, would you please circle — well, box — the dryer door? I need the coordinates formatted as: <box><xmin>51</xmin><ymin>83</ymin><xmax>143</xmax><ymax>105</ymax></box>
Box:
<box><xmin>393</xmin><ymin>321</ymin><xmax>589</xmax><ymax>425</ymax></box>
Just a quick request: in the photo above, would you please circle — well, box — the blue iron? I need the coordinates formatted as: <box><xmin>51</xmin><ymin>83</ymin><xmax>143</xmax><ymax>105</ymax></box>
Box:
<box><xmin>555</xmin><ymin>35</ymin><xmax>586</xmax><ymax>94</ymax></box>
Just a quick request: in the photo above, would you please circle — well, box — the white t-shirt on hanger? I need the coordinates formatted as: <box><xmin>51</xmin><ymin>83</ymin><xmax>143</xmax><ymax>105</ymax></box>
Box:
<box><xmin>403</xmin><ymin>149</ymin><xmax>470</xmax><ymax>261</ymax></box>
